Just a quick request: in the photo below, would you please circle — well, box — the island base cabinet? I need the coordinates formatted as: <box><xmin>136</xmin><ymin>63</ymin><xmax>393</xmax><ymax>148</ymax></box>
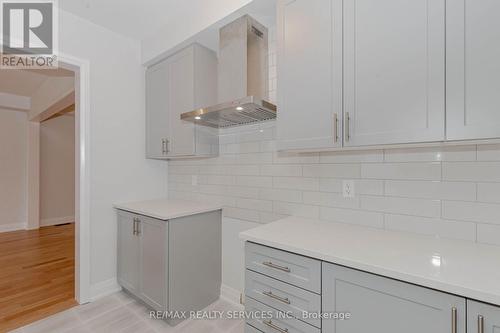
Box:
<box><xmin>322</xmin><ymin>262</ymin><xmax>466</xmax><ymax>333</ymax></box>
<box><xmin>467</xmin><ymin>300</ymin><xmax>500</xmax><ymax>333</ymax></box>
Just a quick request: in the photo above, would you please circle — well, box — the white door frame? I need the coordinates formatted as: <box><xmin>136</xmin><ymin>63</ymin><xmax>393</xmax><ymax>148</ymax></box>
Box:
<box><xmin>58</xmin><ymin>52</ymin><xmax>92</xmax><ymax>304</ymax></box>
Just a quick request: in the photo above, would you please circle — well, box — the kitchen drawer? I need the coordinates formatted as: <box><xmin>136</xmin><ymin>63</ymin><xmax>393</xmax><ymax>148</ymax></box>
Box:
<box><xmin>246</xmin><ymin>324</ymin><xmax>264</xmax><ymax>333</ymax></box>
<box><xmin>245</xmin><ymin>242</ymin><xmax>321</xmax><ymax>293</ymax></box>
<box><xmin>245</xmin><ymin>269</ymin><xmax>321</xmax><ymax>328</ymax></box>
<box><xmin>246</xmin><ymin>297</ymin><xmax>320</xmax><ymax>333</ymax></box>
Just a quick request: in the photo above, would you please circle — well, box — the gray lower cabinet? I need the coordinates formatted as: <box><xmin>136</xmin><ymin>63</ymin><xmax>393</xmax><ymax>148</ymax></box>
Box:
<box><xmin>117</xmin><ymin>211</ymin><xmax>140</xmax><ymax>294</ymax></box>
<box><xmin>139</xmin><ymin>216</ymin><xmax>167</xmax><ymax>311</ymax></box>
<box><xmin>322</xmin><ymin>262</ymin><xmax>466</xmax><ymax>332</ymax></box>
<box><xmin>245</xmin><ymin>242</ymin><xmax>500</xmax><ymax>333</ymax></box>
<box><xmin>117</xmin><ymin>209</ymin><xmax>222</xmax><ymax>325</ymax></box>
<box><xmin>467</xmin><ymin>300</ymin><xmax>500</xmax><ymax>333</ymax></box>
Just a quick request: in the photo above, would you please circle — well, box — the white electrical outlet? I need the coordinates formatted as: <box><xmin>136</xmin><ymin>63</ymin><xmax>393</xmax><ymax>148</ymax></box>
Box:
<box><xmin>342</xmin><ymin>180</ymin><xmax>355</xmax><ymax>198</ymax></box>
<box><xmin>191</xmin><ymin>175</ymin><xmax>198</xmax><ymax>186</ymax></box>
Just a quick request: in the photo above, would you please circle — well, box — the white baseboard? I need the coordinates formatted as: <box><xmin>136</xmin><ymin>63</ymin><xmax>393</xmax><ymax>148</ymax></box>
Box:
<box><xmin>89</xmin><ymin>278</ymin><xmax>122</xmax><ymax>302</ymax></box>
<box><xmin>40</xmin><ymin>216</ymin><xmax>75</xmax><ymax>227</ymax></box>
<box><xmin>220</xmin><ymin>284</ymin><xmax>243</xmax><ymax>308</ymax></box>
<box><xmin>0</xmin><ymin>223</ymin><xmax>26</xmax><ymax>233</ymax></box>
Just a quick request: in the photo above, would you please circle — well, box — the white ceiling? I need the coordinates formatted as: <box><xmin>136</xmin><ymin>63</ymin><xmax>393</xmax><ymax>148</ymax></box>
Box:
<box><xmin>60</xmin><ymin>0</ymin><xmax>221</xmax><ymax>40</ymax></box>
<box><xmin>0</xmin><ymin>68</ymin><xmax>74</xmax><ymax>97</ymax></box>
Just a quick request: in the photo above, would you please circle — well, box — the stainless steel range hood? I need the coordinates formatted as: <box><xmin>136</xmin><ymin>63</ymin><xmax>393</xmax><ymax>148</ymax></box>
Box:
<box><xmin>181</xmin><ymin>15</ymin><xmax>276</xmax><ymax>128</ymax></box>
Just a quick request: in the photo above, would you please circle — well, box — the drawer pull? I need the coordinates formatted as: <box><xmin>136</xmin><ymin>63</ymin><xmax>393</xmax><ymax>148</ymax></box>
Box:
<box><xmin>478</xmin><ymin>315</ymin><xmax>484</xmax><ymax>333</ymax></box>
<box><xmin>263</xmin><ymin>291</ymin><xmax>291</xmax><ymax>305</ymax></box>
<box><xmin>263</xmin><ymin>320</ymin><xmax>288</xmax><ymax>333</ymax></box>
<box><xmin>262</xmin><ymin>261</ymin><xmax>291</xmax><ymax>273</ymax></box>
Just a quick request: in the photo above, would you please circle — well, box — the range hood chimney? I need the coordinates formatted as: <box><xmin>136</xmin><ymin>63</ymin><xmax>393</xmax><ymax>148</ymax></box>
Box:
<box><xmin>181</xmin><ymin>15</ymin><xmax>277</xmax><ymax>128</ymax></box>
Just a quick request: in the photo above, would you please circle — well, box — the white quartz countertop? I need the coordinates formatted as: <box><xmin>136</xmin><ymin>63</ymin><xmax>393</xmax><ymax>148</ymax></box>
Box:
<box><xmin>240</xmin><ymin>216</ymin><xmax>500</xmax><ymax>306</ymax></box>
<box><xmin>114</xmin><ymin>199</ymin><xmax>222</xmax><ymax>220</ymax></box>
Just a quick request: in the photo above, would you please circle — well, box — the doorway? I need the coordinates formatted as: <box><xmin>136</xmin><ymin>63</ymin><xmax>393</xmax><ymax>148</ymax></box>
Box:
<box><xmin>0</xmin><ymin>56</ymin><xmax>90</xmax><ymax>330</ymax></box>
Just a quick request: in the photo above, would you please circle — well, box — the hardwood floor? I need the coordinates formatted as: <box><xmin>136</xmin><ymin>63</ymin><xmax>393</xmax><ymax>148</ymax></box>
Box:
<box><xmin>0</xmin><ymin>224</ymin><xmax>77</xmax><ymax>332</ymax></box>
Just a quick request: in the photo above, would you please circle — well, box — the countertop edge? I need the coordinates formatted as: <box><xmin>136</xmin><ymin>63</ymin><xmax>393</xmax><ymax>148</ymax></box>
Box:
<box><xmin>113</xmin><ymin>200</ymin><xmax>222</xmax><ymax>221</ymax></box>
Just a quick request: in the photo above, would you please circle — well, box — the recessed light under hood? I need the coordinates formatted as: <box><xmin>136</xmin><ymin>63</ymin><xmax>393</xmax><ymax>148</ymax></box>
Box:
<box><xmin>181</xmin><ymin>15</ymin><xmax>277</xmax><ymax>128</ymax></box>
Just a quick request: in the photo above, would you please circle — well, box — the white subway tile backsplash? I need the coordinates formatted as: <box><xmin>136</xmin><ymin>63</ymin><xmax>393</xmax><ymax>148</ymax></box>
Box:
<box><xmin>477</xmin><ymin>224</ymin><xmax>500</xmax><ymax>246</ymax></box>
<box><xmin>384</xmin><ymin>214</ymin><xmax>476</xmax><ymax>241</ymax></box>
<box><xmin>198</xmin><ymin>175</ymin><xmax>236</xmax><ymax>186</ymax></box>
<box><xmin>237</xmin><ymin>198</ymin><xmax>273</xmax><ymax>212</ymax></box>
<box><xmin>259</xmin><ymin>188</ymin><xmax>302</xmax><ymax>203</ymax></box>
<box><xmin>273</xmin><ymin>177</ymin><xmax>319</xmax><ymax>191</ymax></box>
<box><xmin>319</xmin><ymin>179</ymin><xmax>384</xmax><ymax>195</ymax></box>
<box><xmin>385</xmin><ymin>180</ymin><xmax>476</xmax><ymax>201</ymax></box>
<box><xmin>442</xmin><ymin>201</ymin><xmax>500</xmax><ymax>224</ymax></box>
<box><xmin>235</xmin><ymin>176</ymin><xmax>272</xmax><ymax>188</ymax></box>
<box><xmin>303</xmin><ymin>164</ymin><xmax>360</xmax><ymax>178</ymax></box>
<box><xmin>443</xmin><ymin>162</ymin><xmax>500</xmax><ymax>182</ymax></box>
<box><xmin>273</xmin><ymin>202</ymin><xmax>320</xmax><ymax>219</ymax></box>
<box><xmin>261</xmin><ymin>164</ymin><xmax>302</xmax><ymax>177</ymax></box>
<box><xmin>168</xmin><ymin>122</ymin><xmax>500</xmax><ymax>248</ymax></box>
<box><xmin>361</xmin><ymin>196</ymin><xmax>441</xmax><ymax>218</ymax></box>
<box><xmin>303</xmin><ymin>191</ymin><xmax>360</xmax><ymax>209</ymax></box>
<box><xmin>320</xmin><ymin>207</ymin><xmax>384</xmax><ymax>229</ymax></box>
<box><xmin>477</xmin><ymin>183</ymin><xmax>500</xmax><ymax>203</ymax></box>
<box><xmin>362</xmin><ymin>163</ymin><xmax>441</xmax><ymax>180</ymax></box>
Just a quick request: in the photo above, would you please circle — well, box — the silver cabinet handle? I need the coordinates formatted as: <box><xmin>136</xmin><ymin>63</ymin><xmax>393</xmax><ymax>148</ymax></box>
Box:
<box><xmin>263</xmin><ymin>291</ymin><xmax>291</xmax><ymax>305</ymax></box>
<box><xmin>263</xmin><ymin>320</ymin><xmax>288</xmax><ymax>333</ymax></box>
<box><xmin>165</xmin><ymin>139</ymin><xmax>170</xmax><ymax>154</ymax></box>
<box><xmin>161</xmin><ymin>139</ymin><xmax>166</xmax><ymax>155</ymax></box>
<box><xmin>333</xmin><ymin>113</ymin><xmax>339</xmax><ymax>143</ymax></box>
<box><xmin>136</xmin><ymin>218</ymin><xmax>141</xmax><ymax>236</ymax></box>
<box><xmin>345</xmin><ymin>112</ymin><xmax>350</xmax><ymax>142</ymax></box>
<box><xmin>478</xmin><ymin>315</ymin><xmax>484</xmax><ymax>333</ymax></box>
<box><xmin>452</xmin><ymin>307</ymin><xmax>457</xmax><ymax>333</ymax></box>
<box><xmin>132</xmin><ymin>218</ymin><xmax>137</xmax><ymax>235</ymax></box>
<box><xmin>262</xmin><ymin>261</ymin><xmax>291</xmax><ymax>273</ymax></box>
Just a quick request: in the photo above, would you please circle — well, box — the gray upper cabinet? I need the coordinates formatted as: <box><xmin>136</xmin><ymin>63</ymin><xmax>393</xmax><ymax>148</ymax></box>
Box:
<box><xmin>146</xmin><ymin>60</ymin><xmax>170</xmax><ymax>159</ymax></box>
<box><xmin>343</xmin><ymin>0</ymin><xmax>445</xmax><ymax>146</ymax></box>
<box><xmin>322</xmin><ymin>262</ymin><xmax>466</xmax><ymax>333</ymax></box>
<box><xmin>446</xmin><ymin>0</ymin><xmax>500</xmax><ymax>141</ymax></box>
<box><xmin>276</xmin><ymin>0</ymin><xmax>343</xmax><ymax>151</ymax></box>
<box><xmin>145</xmin><ymin>43</ymin><xmax>219</xmax><ymax>159</ymax></box>
<box><xmin>467</xmin><ymin>300</ymin><xmax>500</xmax><ymax>333</ymax></box>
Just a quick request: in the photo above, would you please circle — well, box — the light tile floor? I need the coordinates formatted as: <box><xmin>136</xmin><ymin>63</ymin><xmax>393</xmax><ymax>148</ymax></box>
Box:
<box><xmin>12</xmin><ymin>292</ymin><xmax>245</xmax><ymax>333</ymax></box>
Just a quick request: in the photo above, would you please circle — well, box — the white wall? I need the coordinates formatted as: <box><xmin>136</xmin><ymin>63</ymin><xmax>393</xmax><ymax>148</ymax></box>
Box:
<box><xmin>141</xmin><ymin>0</ymin><xmax>252</xmax><ymax>64</ymax></box>
<box><xmin>0</xmin><ymin>109</ymin><xmax>27</xmax><ymax>232</ymax></box>
<box><xmin>58</xmin><ymin>10</ymin><xmax>168</xmax><ymax>293</ymax></box>
<box><xmin>40</xmin><ymin>114</ymin><xmax>75</xmax><ymax>226</ymax></box>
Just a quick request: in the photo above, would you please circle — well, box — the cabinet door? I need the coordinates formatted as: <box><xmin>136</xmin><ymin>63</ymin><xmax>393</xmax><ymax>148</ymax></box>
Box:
<box><xmin>447</xmin><ymin>0</ymin><xmax>500</xmax><ymax>140</ymax></box>
<box><xmin>117</xmin><ymin>211</ymin><xmax>140</xmax><ymax>294</ymax></box>
<box><xmin>322</xmin><ymin>263</ymin><xmax>466</xmax><ymax>333</ymax></box>
<box><xmin>168</xmin><ymin>47</ymin><xmax>196</xmax><ymax>156</ymax></box>
<box><xmin>467</xmin><ymin>300</ymin><xmax>500</xmax><ymax>333</ymax></box>
<box><xmin>138</xmin><ymin>216</ymin><xmax>167</xmax><ymax>311</ymax></box>
<box><xmin>343</xmin><ymin>0</ymin><xmax>445</xmax><ymax>146</ymax></box>
<box><xmin>276</xmin><ymin>0</ymin><xmax>343</xmax><ymax>151</ymax></box>
<box><xmin>146</xmin><ymin>60</ymin><xmax>170</xmax><ymax>159</ymax></box>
